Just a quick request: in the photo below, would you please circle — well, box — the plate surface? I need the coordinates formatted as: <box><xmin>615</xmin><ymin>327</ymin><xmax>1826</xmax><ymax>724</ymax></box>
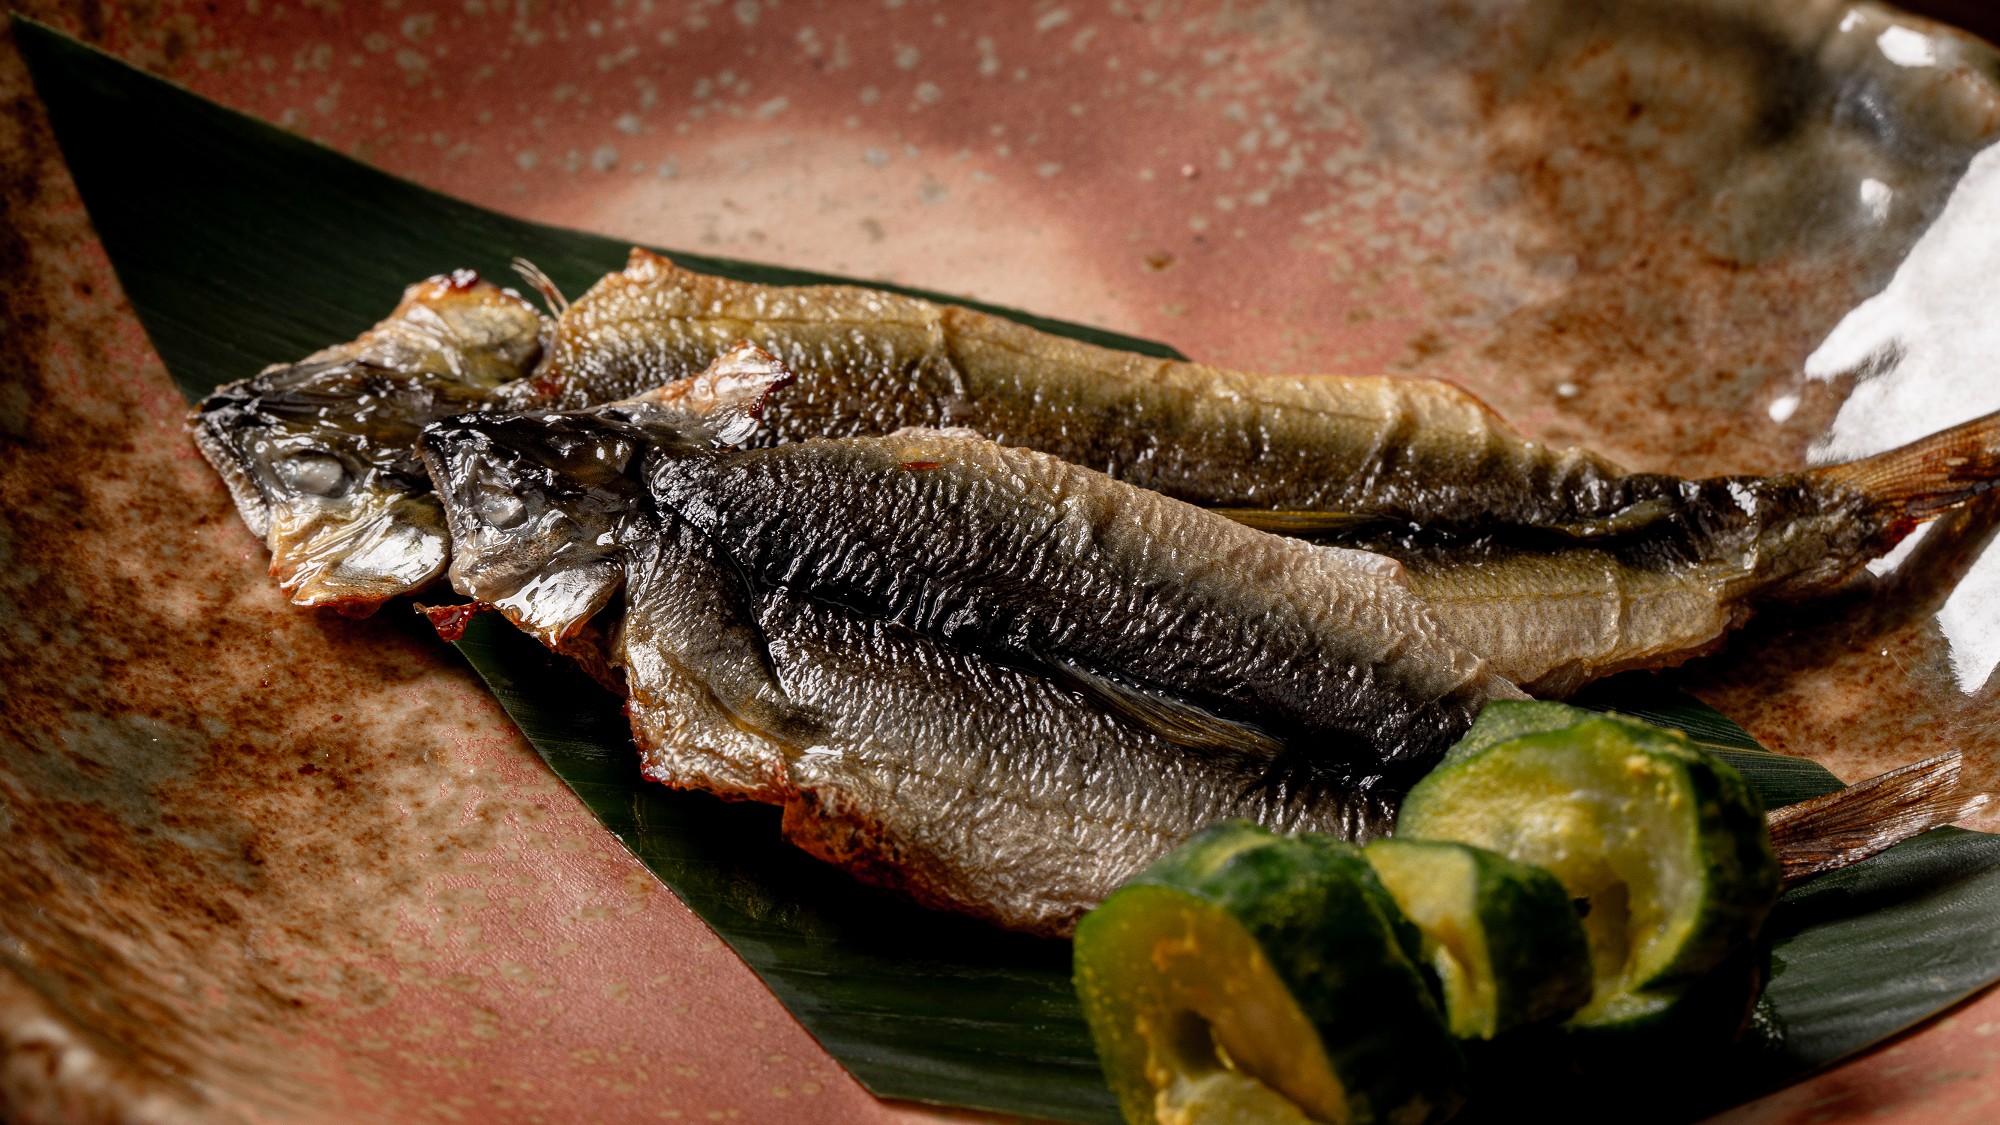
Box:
<box><xmin>4</xmin><ymin>0</ymin><xmax>2000</xmax><ymax>1121</ymax></box>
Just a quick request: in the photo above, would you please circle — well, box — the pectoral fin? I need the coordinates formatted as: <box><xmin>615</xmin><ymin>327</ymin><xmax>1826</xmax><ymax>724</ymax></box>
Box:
<box><xmin>1208</xmin><ymin>508</ymin><xmax>1383</xmax><ymax>536</ymax></box>
<box><xmin>1046</xmin><ymin>659</ymin><xmax>1285</xmax><ymax>761</ymax></box>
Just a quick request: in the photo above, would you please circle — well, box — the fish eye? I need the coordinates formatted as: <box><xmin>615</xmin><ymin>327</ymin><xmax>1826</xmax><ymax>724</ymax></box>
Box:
<box><xmin>275</xmin><ymin>450</ymin><xmax>348</xmax><ymax>496</ymax></box>
<box><xmin>475</xmin><ymin>484</ymin><xmax>528</xmax><ymax>530</ymax></box>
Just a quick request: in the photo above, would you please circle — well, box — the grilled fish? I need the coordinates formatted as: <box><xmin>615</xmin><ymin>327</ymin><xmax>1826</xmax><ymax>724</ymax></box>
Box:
<box><xmin>1326</xmin><ymin>411</ymin><xmax>2000</xmax><ymax>694</ymax></box>
<box><xmin>527</xmin><ymin>249</ymin><xmax>1639</xmax><ymax>533</ymax></box>
<box><xmin>424</xmin><ymin>348</ymin><xmax>1402</xmax><ymax>933</ymax></box>
<box><xmin>645</xmin><ymin>426</ymin><xmax>1526</xmax><ymax>783</ymax></box>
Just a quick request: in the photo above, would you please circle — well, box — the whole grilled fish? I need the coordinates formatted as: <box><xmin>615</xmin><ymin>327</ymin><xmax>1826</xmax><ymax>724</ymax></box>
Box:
<box><xmin>528</xmin><ymin>250</ymin><xmax>1639</xmax><ymax>533</ymax></box>
<box><xmin>423</xmin><ymin>349</ymin><xmax>1401</xmax><ymax>933</ymax></box>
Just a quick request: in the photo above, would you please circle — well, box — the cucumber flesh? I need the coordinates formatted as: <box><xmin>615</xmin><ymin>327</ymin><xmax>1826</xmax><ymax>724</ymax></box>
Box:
<box><xmin>1396</xmin><ymin>714</ymin><xmax>1777</xmax><ymax>1028</ymax></box>
<box><xmin>1075</xmin><ymin>821</ymin><xmax>1465</xmax><ymax>1125</ymax></box>
<box><xmin>1364</xmin><ymin>838</ymin><xmax>1592</xmax><ymax>1039</ymax></box>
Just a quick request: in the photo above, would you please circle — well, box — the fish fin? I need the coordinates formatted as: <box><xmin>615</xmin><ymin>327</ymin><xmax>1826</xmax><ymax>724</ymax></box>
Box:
<box><xmin>625</xmin><ymin>341</ymin><xmax>797</xmax><ymax>447</ymax></box>
<box><xmin>490</xmin><ymin>558</ymin><xmax>627</xmax><ymax>649</ymax></box>
<box><xmin>1811</xmin><ymin>408</ymin><xmax>2000</xmax><ymax>526</ymax></box>
<box><xmin>510</xmin><ymin>257</ymin><xmax>569</xmax><ymax>315</ymax></box>
<box><xmin>1208</xmin><ymin>508</ymin><xmax>1383</xmax><ymax>535</ymax></box>
<box><xmin>1047</xmin><ymin>659</ymin><xmax>1286</xmax><ymax>761</ymax></box>
<box><xmin>1767</xmin><ymin>751</ymin><xmax>1990</xmax><ymax>884</ymax></box>
<box><xmin>1550</xmin><ymin>497</ymin><xmax>1676</xmax><ymax>539</ymax></box>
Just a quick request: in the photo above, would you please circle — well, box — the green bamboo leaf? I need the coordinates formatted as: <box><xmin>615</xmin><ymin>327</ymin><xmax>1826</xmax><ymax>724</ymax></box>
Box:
<box><xmin>1572</xmin><ymin>675</ymin><xmax>1847</xmax><ymax>808</ymax></box>
<box><xmin>18</xmin><ymin>18</ymin><xmax>2000</xmax><ymax>1122</ymax></box>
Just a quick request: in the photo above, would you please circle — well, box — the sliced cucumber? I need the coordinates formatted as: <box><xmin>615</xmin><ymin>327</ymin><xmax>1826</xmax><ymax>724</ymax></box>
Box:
<box><xmin>1074</xmin><ymin>821</ymin><xmax>1465</xmax><ymax>1125</ymax></box>
<box><xmin>1439</xmin><ymin>699</ymin><xmax>1596</xmax><ymax>766</ymax></box>
<box><xmin>1396</xmin><ymin>714</ymin><xmax>1778</xmax><ymax>1028</ymax></box>
<box><xmin>1363</xmin><ymin>838</ymin><xmax>1592</xmax><ymax>1039</ymax></box>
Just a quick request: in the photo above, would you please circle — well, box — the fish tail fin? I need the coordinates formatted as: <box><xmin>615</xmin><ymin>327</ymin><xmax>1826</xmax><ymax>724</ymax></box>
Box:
<box><xmin>1810</xmin><ymin>409</ymin><xmax>2000</xmax><ymax>528</ymax></box>
<box><xmin>1767</xmin><ymin>750</ymin><xmax>1992</xmax><ymax>884</ymax></box>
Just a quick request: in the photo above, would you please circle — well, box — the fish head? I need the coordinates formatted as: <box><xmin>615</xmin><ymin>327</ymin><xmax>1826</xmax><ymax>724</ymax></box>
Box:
<box><xmin>192</xmin><ymin>360</ymin><xmax>474</xmax><ymax>613</ymax></box>
<box><xmin>419</xmin><ymin>342</ymin><xmax>795</xmax><ymax>644</ymax></box>
<box><xmin>188</xmin><ymin>273</ymin><xmax>548</xmax><ymax>614</ymax></box>
<box><xmin>422</xmin><ymin>410</ymin><xmax>650</xmax><ymax>646</ymax></box>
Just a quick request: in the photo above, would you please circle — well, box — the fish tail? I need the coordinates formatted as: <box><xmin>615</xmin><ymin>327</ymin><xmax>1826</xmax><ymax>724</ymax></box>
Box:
<box><xmin>1810</xmin><ymin>409</ymin><xmax>2000</xmax><ymax>528</ymax></box>
<box><xmin>1767</xmin><ymin>751</ymin><xmax>1991</xmax><ymax>884</ymax></box>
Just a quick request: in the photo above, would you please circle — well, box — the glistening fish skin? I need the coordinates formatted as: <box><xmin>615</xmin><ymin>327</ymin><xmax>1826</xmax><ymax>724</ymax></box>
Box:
<box><xmin>422</xmin><ymin>361</ymin><xmax>1394</xmax><ymax>935</ymax></box>
<box><xmin>515</xmin><ymin>250</ymin><xmax>2000</xmax><ymax>695</ymax></box>
<box><xmin>1333</xmin><ymin>411</ymin><xmax>2000</xmax><ymax>695</ymax></box>
<box><xmin>421</xmin><ymin>343</ymin><xmax>795</xmax><ymax>647</ymax></box>
<box><xmin>201</xmin><ymin>253</ymin><xmax>2000</xmax><ymax>700</ymax></box>
<box><xmin>189</xmin><ymin>271</ymin><xmax>547</xmax><ymax>611</ymax></box>
<box><xmin>648</xmin><ymin>428</ymin><xmax>1527</xmax><ymax>785</ymax></box>
<box><xmin>529</xmin><ymin>250</ymin><xmax>1642</xmax><ymax>532</ymax></box>
<box><xmin>200</xmin><ymin>249</ymin><xmax>1653</xmax><ymax>614</ymax></box>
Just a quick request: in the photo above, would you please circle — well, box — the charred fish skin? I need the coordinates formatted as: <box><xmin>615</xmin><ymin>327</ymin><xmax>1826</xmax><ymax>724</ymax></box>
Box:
<box><xmin>428</xmin><ymin>354</ymin><xmax>1400</xmax><ymax>934</ymax></box>
<box><xmin>752</xmin><ymin>590</ymin><xmax>1393</xmax><ymax>936</ymax></box>
<box><xmin>649</xmin><ymin>428</ymin><xmax>1526</xmax><ymax>784</ymax></box>
<box><xmin>427</xmin><ymin>395</ymin><xmax>1392</xmax><ymax>936</ymax></box>
<box><xmin>189</xmin><ymin>271</ymin><xmax>547</xmax><ymax>613</ymax></box>
<box><xmin>618</xmin><ymin>516</ymin><xmax>1391</xmax><ymax>936</ymax></box>
<box><xmin>204</xmin><ymin>253</ymin><xmax>2000</xmax><ymax>706</ymax></box>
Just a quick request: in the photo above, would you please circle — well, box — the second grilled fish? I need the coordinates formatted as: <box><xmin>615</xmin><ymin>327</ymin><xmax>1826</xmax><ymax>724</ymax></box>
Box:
<box><xmin>423</xmin><ymin>350</ymin><xmax>1400</xmax><ymax>933</ymax></box>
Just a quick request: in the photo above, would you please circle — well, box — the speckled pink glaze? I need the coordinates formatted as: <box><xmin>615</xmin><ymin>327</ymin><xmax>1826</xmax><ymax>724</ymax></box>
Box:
<box><xmin>7</xmin><ymin>0</ymin><xmax>2000</xmax><ymax>1122</ymax></box>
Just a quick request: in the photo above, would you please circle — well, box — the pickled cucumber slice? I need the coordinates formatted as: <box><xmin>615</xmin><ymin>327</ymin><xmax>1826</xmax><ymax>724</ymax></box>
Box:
<box><xmin>1363</xmin><ymin>838</ymin><xmax>1591</xmax><ymax>1039</ymax></box>
<box><xmin>1396</xmin><ymin>714</ymin><xmax>1778</xmax><ymax>1028</ymax></box>
<box><xmin>1074</xmin><ymin>821</ymin><xmax>1465</xmax><ymax>1125</ymax></box>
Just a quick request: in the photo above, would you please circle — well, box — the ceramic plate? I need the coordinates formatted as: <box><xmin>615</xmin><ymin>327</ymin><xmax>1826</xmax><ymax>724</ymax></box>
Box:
<box><xmin>4</xmin><ymin>0</ymin><xmax>2000</xmax><ymax>1121</ymax></box>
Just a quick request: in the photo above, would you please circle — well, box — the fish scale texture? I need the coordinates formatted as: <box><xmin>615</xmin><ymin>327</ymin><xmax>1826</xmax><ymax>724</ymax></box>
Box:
<box><xmin>661</xmin><ymin>429</ymin><xmax>1522</xmax><ymax>779</ymax></box>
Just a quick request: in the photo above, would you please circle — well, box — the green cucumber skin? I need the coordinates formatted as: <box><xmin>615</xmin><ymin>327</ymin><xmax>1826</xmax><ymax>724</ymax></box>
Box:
<box><xmin>1083</xmin><ymin>820</ymin><xmax>1467</xmax><ymax>1125</ymax></box>
<box><xmin>1440</xmin><ymin>700</ymin><xmax>1595</xmax><ymax>766</ymax></box>
<box><xmin>1366</xmin><ymin>838</ymin><xmax>1592</xmax><ymax>1038</ymax></box>
<box><xmin>1458</xmin><ymin>847</ymin><xmax>1594</xmax><ymax>1031</ymax></box>
<box><xmin>1600</xmin><ymin>718</ymin><xmax>1778</xmax><ymax>989</ymax></box>
<box><xmin>1401</xmin><ymin>715</ymin><xmax>1780</xmax><ymax>992</ymax></box>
